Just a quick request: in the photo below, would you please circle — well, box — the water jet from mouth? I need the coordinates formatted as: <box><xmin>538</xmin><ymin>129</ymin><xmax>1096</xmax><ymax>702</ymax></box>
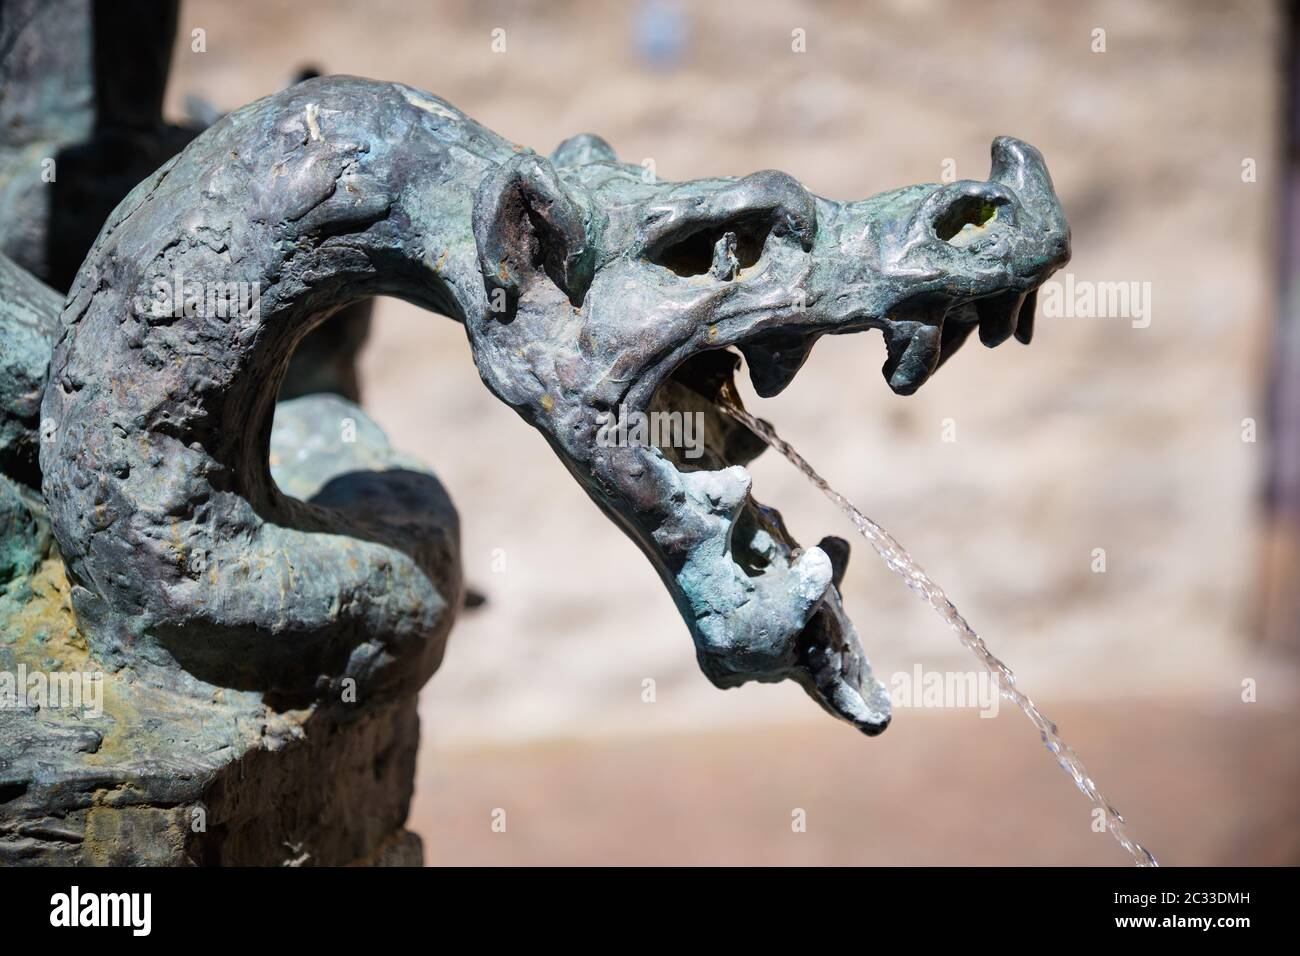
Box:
<box><xmin>715</xmin><ymin>384</ymin><xmax>1158</xmax><ymax>867</ymax></box>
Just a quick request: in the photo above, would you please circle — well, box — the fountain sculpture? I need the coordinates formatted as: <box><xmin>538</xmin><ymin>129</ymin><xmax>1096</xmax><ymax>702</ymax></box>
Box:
<box><xmin>0</xmin><ymin>3</ymin><xmax>1069</xmax><ymax>865</ymax></box>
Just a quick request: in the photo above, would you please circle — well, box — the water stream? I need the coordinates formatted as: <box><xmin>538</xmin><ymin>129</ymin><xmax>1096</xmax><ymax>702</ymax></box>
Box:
<box><xmin>717</xmin><ymin>388</ymin><xmax>1158</xmax><ymax>866</ymax></box>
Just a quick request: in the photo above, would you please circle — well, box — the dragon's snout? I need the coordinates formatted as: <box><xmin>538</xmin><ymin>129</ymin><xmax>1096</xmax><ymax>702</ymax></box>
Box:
<box><xmin>852</xmin><ymin>136</ymin><xmax>1072</xmax><ymax>396</ymax></box>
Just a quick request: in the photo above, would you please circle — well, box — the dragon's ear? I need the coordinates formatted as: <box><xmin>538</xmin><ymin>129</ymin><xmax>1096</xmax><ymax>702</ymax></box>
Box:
<box><xmin>472</xmin><ymin>153</ymin><xmax>596</xmax><ymax>314</ymax></box>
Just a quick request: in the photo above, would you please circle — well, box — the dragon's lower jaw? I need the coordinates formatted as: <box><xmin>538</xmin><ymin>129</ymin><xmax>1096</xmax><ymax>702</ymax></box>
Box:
<box><xmin>604</xmin><ymin>349</ymin><xmax>892</xmax><ymax>734</ymax></box>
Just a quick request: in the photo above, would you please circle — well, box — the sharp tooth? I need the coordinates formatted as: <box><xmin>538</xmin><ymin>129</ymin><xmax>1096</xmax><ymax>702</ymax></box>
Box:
<box><xmin>976</xmin><ymin>291</ymin><xmax>1024</xmax><ymax>347</ymax></box>
<box><xmin>789</xmin><ymin>546</ymin><xmax>833</xmax><ymax>615</ymax></box>
<box><xmin>816</xmin><ymin>535</ymin><xmax>850</xmax><ymax>587</ymax></box>
<box><xmin>740</xmin><ymin>333</ymin><xmax>818</xmax><ymax>398</ymax></box>
<box><xmin>1015</xmin><ymin>288</ymin><xmax>1037</xmax><ymax>344</ymax></box>
<box><xmin>882</xmin><ymin>323</ymin><xmax>941</xmax><ymax>395</ymax></box>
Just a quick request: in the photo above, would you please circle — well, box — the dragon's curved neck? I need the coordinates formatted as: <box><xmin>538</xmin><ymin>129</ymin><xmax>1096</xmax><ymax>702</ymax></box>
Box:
<box><xmin>41</xmin><ymin>77</ymin><xmax>507</xmax><ymax>690</ymax></box>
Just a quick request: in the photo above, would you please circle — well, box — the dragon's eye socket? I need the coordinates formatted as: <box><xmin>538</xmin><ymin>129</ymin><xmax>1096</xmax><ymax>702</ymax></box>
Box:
<box><xmin>649</xmin><ymin>214</ymin><xmax>774</xmax><ymax>278</ymax></box>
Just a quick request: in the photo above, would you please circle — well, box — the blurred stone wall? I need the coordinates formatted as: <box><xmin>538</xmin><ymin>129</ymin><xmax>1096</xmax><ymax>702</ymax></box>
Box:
<box><xmin>166</xmin><ymin>0</ymin><xmax>1282</xmax><ymax>745</ymax></box>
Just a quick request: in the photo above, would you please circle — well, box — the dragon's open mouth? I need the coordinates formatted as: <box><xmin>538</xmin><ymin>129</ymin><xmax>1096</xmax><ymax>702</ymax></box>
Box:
<box><xmin>622</xmin><ymin>286</ymin><xmax>1040</xmax><ymax>734</ymax></box>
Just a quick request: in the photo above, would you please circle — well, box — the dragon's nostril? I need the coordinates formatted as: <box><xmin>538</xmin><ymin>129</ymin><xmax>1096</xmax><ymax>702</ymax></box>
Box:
<box><xmin>934</xmin><ymin>195</ymin><xmax>1000</xmax><ymax>242</ymax></box>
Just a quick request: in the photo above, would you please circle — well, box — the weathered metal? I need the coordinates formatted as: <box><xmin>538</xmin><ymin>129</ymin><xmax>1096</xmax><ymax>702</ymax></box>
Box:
<box><xmin>1</xmin><ymin>68</ymin><xmax>1068</xmax><ymax>862</ymax></box>
<box><xmin>37</xmin><ymin>75</ymin><xmax>1067</xmax><ymax>730</ymax></box>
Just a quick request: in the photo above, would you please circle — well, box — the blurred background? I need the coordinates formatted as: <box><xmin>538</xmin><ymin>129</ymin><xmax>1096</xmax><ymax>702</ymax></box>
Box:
<box><xmin>162</xmin><ymin>0</ymin><xmax>1297</xmax><ymax>864</ymax></box>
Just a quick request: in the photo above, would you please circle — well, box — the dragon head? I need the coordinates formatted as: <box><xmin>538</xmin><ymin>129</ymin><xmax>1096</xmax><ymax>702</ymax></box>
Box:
<box><xmin>467</xmin><ymin>134</ymin><xmax>1069</xmax><ymax>733</ymax></box>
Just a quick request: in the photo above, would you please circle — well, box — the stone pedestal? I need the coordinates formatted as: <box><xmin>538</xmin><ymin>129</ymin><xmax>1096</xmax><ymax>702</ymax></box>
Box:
<box><xmin>1</xmin><ymin>551</ymin><xmax>426</xmax><ymax>866</ymax></box>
